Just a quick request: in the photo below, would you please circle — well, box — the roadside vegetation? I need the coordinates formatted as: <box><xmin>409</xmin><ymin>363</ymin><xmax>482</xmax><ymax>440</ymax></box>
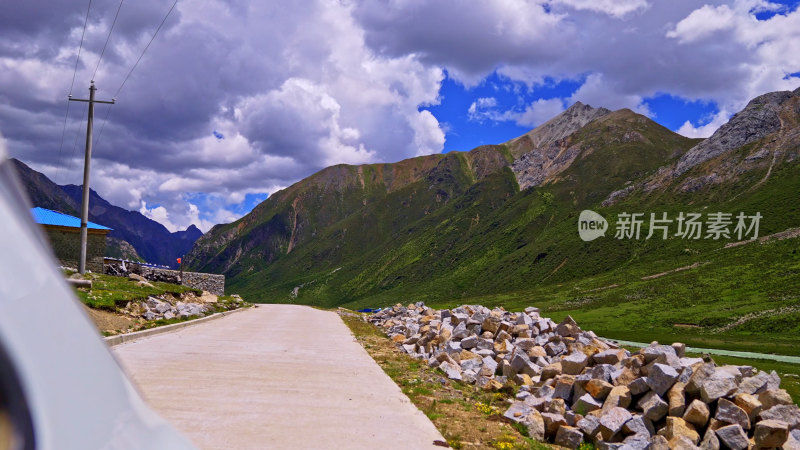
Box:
<box><xmin>339</xmin><ymin>311</ymin><xmax>551</xmax><ymax>450</ymax></box>
<box><xmin>65</xmin><ymin>269</ymin><xmax>249</xmax><ymax>335</ymax></box>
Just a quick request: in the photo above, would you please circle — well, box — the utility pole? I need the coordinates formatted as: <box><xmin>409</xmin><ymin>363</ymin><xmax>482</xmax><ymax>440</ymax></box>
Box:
<box><xmin>69</xmin><ymin>81</ymin><xmax>115</xmax><ymax>274</ymax></box>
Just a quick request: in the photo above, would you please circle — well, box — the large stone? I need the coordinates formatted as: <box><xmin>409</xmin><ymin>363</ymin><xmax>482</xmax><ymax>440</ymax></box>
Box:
<box><xmin>686</xmin><ymin>363</ymin><xmax>716</xmax><ymax>396</ymax></box>
<box><xmin>668</xmin><ymin>382</ymin><xmax>687</xmax><ymax>417</ymax></box>
<box><xmin>649</xmin><ymin>435</ymin><xmax>670</xmax><ymax>450</ymax></box>
<box><xmin>577</xmin><ymin>415</ymin><xmax>602</xmax><ymax>437</ymax></box>
<box><xmin>715</xmin><ymin>424</ymin><xmax>749</xmax><ymax>450</ymax></box>
<box><xmin>753</xmin><ymin>419</ymin><xmax>789</xmax><ymax>448</ymax></box>
<box><xmin>699</xmin><ymin>428</ymin><xmax>720</xmax><ymax>450</ymax></box>
<box><xmin>612</xmin><ymin>367</ymin><xmax>638</xmax><ymax>387</ymax></box>
<box><xmin>658</xmin><ymin>417</ymin><xmax>700</xmax><ymax>445</ymax></box>
<box><xmin>628</xmin><ymin>377</ymin><xmax>650</xmax><ymax>396</ymax></box>
<box><xmin>545</xmin><ymin>340</ymin><xmax>568</xmax><ymax>356</ymax></box>
<box><xmin>585</xmin><ymin>379</ymin><xmax>614</xmax><ymax>400</ymax></box>
<box><xmin>439</xmin><ymin>361</ymin><xmax>462</xmax><ymax>380</ymax></box>
<box><xmin>573</xmin><ymin>393</ymin><xmax>602</xmax><ymax>415</ymax></box>
<box><xmin>759</xmin><ymin>404</ymin><xmax>800</xmax><ymax>430</ymax></box>
<box><xmin>562</xmin><ymin>352</ymin><xmax>589</xmax><ymax>375</ymax></box>
<box><xmin>738</xmin><ymin>373</ymin><xmax>769</xmax><ymax>395</ymax></box>
<box><xmin>599</xmin><ymin>407</ymin><xmax>633</xmax><ymax>436</ymax></box>
<box><xmin>758</xmin><ymin>388</ymin><xmax>793</xmax><ymax>410</ymax></box>
<box><xmin>643</xmin><ymin>344</ymin><xmax>677</xmax><ymax>363</ymax></box>
<box><xmin>638</xmin><ymin>391</ymin><xmax>669</xmax><ymax>421</ymax></box>
<box><xmin>733</xmin><ymin>393</ymin><xmax>762</xmax><ymax>423</ymax></box>
<box><xmin>623</xmin><ymin>414</ymin><xmax>654</xmax><ymax>438</ymax></box>
<box><xmin>524</xmin><ymin>410</ymin><xmax>546</xmax><ymax>441</ymax></box>
<box><xmin>542</xmin><ymin>362</ymin><xmax>563</xmax><ymax>380</ymax></box>
<box><xmin>647</xmin><ymin>363</ymin><xmax>679</xmax><ymax>397</ymax></box>
<box><xmin>700</xmin><ymin>375</ymin><xmax>738</xmax><ymax>403</ymax></box>
<box><xmin>452</xmin><ymin>322</ymin><xmax>470</xmax><ymax>340</ymax></box>
<box><xmin>553</xmin><ymin>375</ymin><xmax>576</xmax><ymax>402</ymax></box>
<box><xmin>504</xmin><ymin>401</ymin><xmax>533</xmax><ymax>422</ymax></box>
<box><xmin>715</xmin><ymin>398</ymin><xmax>750</xmax><ymax>430</ymax></box>
<box><xmin>603</xmin><ymin>385</ymin><xmax>632</xmax><ymax>412</ymax></box>
<box><xmin>786</xmin><ymin>430</ymin><xmax>800</xmax><ymax>450</ymax></box>
<box><xmin>481</xmin><ymin>316</ymin><xmax>501</xmax><ymax>334</ymax></box>
<box><xmin>594</xmin><ymin>348</ymin><xmax>627</xmax><ymax>365</ymax></box>
<box><xmin>541</xmin><ymin>412</ymin><xmax>569</xmax><ymax>437</ymax></box>
<box><xmin>547</xmin><ymin>398</ymin><xmax>567</xmax><ymax>416</ymax></box>
<box><xmin>683</xmin><ymin>399</ymin><xmax>710</xmax><ymax>428</ymax></box>
<box><xmin>555</xmin><ymin>425</ymin><xmax>584</xmax><ymax>449</ymax></box>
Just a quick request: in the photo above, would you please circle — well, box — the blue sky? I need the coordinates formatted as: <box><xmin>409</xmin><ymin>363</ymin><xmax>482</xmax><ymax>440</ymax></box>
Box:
<box><xmin>423</xmin><ymin>72</ymin><xmax>722</xmax><ymax>153</ymax></box>
<box><xmin>2</xmin><ymin>0</ymin><xmax>800</xmax><ymax>232</ymax></box>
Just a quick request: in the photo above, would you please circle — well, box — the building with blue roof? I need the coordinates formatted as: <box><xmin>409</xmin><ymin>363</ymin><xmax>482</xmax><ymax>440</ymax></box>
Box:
<box><xmin>31</xmin><ymin>207</ymin><xmax>112</xmax><ymax>273</ymax></box>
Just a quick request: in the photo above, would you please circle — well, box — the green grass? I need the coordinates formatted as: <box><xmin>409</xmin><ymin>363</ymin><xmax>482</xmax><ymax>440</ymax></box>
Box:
<box><xmin>187</xmin><ymin>116</ymin><xmax>799</xmax><ymax>359</ymax></box>
<box><xmin>70</xmin><ymin>272</ymin><xmax>200</xmax><ymax>310</ymax></box>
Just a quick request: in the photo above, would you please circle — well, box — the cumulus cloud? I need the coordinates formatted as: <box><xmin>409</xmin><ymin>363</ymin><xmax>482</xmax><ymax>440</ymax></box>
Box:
<box><xmin>3</xmin><ymin>0</ymin><xmax>800</xmax><ymax>233</ymax></box>
<box><xmin>551</xmin><ymin>0</ymin><xmax>649</xmax><ymax>18</ymax></box>
<box><xmin>666</xmin><ymin>4</ymin><xmax>737</xmax><ymax>43</ymax></box>
<box><xmin>676</xmin><ymin>110</ymin><xmax>732</xmax><ymax>138</ymax></box>
<box><xmin>1</xmin><ymin>0</ymin><xmax>446</xmax><ymax>231</ymax></box>
<box><xmin>516</xmin><ymin>98</ymin><xmax>567</xmax><ymax>127</ymax></box>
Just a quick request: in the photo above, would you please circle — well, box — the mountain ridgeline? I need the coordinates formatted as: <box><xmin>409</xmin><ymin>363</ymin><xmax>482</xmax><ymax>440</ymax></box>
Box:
<box><xmin>188</xmin><ymin>88</ymin><xmax>799</xmax><ymax>317</ymax></box>
<box><xmin>13</xmin><ymin>159</ymin><xmax>202</xmax><ymax>268</ymax></box>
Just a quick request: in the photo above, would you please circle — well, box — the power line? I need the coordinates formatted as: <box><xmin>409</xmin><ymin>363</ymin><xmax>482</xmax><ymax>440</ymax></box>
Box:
<box><xmin>114</xmin><ymin>0</ymin><xmax>178</xmax><ymax>98</ymax></box>
<box><xmin>55</xmin><ymin>0</ymin><xmax>93</xmax><ymax>185</ymax></box>
<box><xmin>91</xmin><ymin>0</ymin><xmax>125</xmax><ymax>82</ymax></box>
<box><xmin>93</xmin><ymin>0</ymin><xmax>179</xmax><ymax>151</ymax></box>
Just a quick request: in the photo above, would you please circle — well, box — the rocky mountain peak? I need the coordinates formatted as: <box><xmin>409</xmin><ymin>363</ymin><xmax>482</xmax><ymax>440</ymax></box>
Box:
<box><xmin>506</xmin><ymin>102</ymin><xmax>611</xmax><ymax>158</ymax></box>
<box><xmin>674</xmin><ymin>90</ymin><xmax>796</xmax><ymax>176</ymax></box>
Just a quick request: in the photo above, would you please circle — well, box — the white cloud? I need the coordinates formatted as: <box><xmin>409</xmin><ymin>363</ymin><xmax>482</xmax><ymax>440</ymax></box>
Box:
<box><xmin>568</xmin><ymin>73</ymin><xmax>652</xmax><ymax>116</ymax></box>
<box><xmin>676</xmin><ymin>110</ymin><xmax>732</xmax><ymax>138</ymax></box>
<box><xmin>666</xmin><ymin>5</ymin><xmax>737</xmax><ymax>43</ymax></box>
<box><xmin>552</xmin><ymin>0</ymin><xmax>649</xmax><ymax>18</ymax></box>
<box><xmin>516</xmin><ymin>98</ymin><xmax>567</xmax><ymax>127</ymax></box>
<box><xmin>4</xmin><ymin>0</ymin><xmax>800</xmax><ymax>234</ymax></box>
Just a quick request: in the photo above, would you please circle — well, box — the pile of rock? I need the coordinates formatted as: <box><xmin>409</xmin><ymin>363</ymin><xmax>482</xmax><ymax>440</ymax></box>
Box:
<box><xmin>123</xmin><ymin>296</ymin><xmax>210</xmax><ymax>321</ymax></box>
<box><xmin>368</xmin><ymin>303</ymin><xmax>800</xmax><ymax>449</ymax></box>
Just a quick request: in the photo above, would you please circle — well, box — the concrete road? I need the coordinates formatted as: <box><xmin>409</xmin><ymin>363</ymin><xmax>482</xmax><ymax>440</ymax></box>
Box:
<box><xmin>112</xmin><ymin>305</ymin><xmax>445</xmax><ymax>449</ymax></box>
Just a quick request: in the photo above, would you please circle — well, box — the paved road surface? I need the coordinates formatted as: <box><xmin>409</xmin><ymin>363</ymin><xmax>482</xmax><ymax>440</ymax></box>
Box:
<box><xmin>112</xmin><ymin>305</ymin><xmax>445</xmax><ymax>449</ymax></box>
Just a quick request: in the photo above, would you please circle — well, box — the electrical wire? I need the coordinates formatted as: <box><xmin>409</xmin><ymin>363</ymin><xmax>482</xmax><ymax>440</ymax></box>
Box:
<box><xmin>91</xmin><ymin>0</ymin><xmax>125</xmax><ymax>82</ymax></box>
<box><xmin>55</xmin><ymin>0</ymin><xmax>93</xmax><ymax>185</ymax></box>
<box><xmin>93</xmin><ymin>0</ymin><xmax>179</xmax><ymax>150</ymax></box>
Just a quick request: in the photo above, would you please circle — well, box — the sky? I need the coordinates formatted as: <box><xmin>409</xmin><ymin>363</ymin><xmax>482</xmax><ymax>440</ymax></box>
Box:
<box><xmin>1</xmin><ymin>0</ymin><xmax>799</xmax><ymax>232</ymax></box>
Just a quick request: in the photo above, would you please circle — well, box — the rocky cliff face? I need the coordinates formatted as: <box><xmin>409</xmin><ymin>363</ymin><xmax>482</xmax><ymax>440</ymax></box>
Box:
<box><xmin>603</xmin><ymin>89</ymin><xmax>800</xmax><ymax>203</ymax></box>
<box><xmin>506</xmin><ymin>102</ymin><xmax>611</xmax><ymax>159</ymax></box>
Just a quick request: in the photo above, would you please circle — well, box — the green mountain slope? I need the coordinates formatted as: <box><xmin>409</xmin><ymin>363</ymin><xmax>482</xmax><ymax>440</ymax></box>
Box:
<box><xmin>187</xmin><ymin>89</ymin><xmax>800</xmax><ymax>353</ymax></box>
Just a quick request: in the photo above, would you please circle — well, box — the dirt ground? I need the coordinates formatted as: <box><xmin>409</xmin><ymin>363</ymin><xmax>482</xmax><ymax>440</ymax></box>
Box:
<box><xmin>82</xmin><ymin>305</ymin><xmax>137</xmax><ymax>334</ymax></box>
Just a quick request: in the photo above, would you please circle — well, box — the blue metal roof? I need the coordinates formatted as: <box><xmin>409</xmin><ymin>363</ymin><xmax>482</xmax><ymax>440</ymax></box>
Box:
<box><xmin>31</xmin><ymin>207</ymin><xmax>112</xmax><ymax>231</ymax></box>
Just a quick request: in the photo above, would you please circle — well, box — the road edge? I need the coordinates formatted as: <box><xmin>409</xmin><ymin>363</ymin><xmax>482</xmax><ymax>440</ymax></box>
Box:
<box><xmin>105</xmin><ymin>306</ymin><xmax>254</xmax><ymax>347</ymax></box>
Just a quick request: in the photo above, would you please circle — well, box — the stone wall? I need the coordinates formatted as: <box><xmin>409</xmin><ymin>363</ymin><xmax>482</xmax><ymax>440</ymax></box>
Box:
<box><xmin>104</xmin><ymin>260</ymin><xmax>225</xmax><ymax>295</ymax></box>
<box><xmin>43</xmin><ymin>226</ymin><xmax>106</xmax><ymax>273</ymax></box>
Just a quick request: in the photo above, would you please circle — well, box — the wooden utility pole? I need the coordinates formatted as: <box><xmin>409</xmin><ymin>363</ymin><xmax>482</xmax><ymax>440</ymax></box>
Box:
<box><xmin>69</xmin><ymin>81</ymin><xmax>115</xmax><ymax>274</ymax></box>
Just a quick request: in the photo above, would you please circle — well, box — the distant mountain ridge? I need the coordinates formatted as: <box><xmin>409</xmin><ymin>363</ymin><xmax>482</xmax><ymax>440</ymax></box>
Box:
<box><xmin>185</xmin><ymin>87</ymin><xmax>800</xmax><ymax>318</ymax></box>
<box><xmin>12</xmin><ymin>159</ymin><xmax>202</xmax><ymax>268</ymax></box>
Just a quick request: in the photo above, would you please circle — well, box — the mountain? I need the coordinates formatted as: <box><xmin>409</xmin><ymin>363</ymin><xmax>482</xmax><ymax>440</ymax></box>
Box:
<box><xmin>12</xmin><ymin>159</ymin><xmax>202</xmax><ymax>268</ymax></box>
<box><xmin>187</xmin><ymin>88</ymin><xmax>800</xmax><ymax>354</ymax></box>
<box><xmin>186</xmin><ymin>101</ymin><xmax>697</xmax><ymax>295</ymax></box>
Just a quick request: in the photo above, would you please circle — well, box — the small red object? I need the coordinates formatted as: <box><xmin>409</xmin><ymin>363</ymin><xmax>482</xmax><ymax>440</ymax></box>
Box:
<box><xmin>177</xmin><ymin>258</ymin><xmax>182</xmax><ymax>264</ymax></box>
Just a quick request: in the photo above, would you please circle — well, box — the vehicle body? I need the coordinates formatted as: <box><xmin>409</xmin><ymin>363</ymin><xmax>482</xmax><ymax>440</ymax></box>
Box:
<box><xmin>0</xmin><ymin>145</ymin><xmax>195</xmax><ymax>449</ymax></box>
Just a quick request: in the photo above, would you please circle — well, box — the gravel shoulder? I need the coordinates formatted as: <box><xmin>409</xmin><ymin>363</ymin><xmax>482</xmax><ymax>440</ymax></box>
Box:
<box><xmin>111</xmin><ymin>304</ymin><xmax>445</xmax><ymax>449</ymax></box>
